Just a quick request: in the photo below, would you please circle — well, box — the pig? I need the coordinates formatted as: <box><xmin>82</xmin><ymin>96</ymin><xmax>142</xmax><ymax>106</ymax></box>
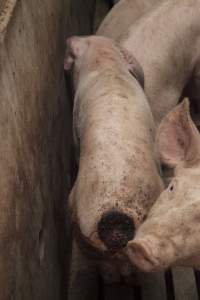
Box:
<box><xmin>98</xmin><ymin>0</ymin><xmax>161</xmax><ymax>44</ymax></box>
<box><xmin>97</xmin><ymin>0</ymin><xmax>200</xmax><ymax>272</ymax></box>
<box><xmin>97</xmin><ymin>0</ymin><xmax>200</xmax><ymax>124</ymax></box>
<box><xmin>127</xmin><ymin>99</ymin><xmax>200</xmax><ymax>272</ymax></box>
<box><xmin>64</xmin><ymin>35</ymin><xmax>164</xmax><ymax>281</ymax></box>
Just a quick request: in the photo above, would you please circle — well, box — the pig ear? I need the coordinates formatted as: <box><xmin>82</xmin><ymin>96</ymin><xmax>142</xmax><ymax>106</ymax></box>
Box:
<box><xmin>64</xmin><ymin>36</ymin><xmax>89</xmax><ymax>71</ymax></box>
<box><xmin>156</xmin><ymin>98</ymin><xmax>200</xmax><ymax>168</ymax></box>
<box><xmin>119</xmin><ymin>47</ymin><xmax>145</xmax><ymax>88</ymax></box>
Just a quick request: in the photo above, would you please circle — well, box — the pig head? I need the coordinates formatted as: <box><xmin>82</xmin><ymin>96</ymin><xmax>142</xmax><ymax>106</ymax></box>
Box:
<box><xmin>127</xmin><ymin>99</ymin><xmax>200</xmax><ymax>271</ymax></box>
<box><xmin>64</xmin><ymin>35</ymin><xmax>164</xmax><ymax>261</ymax></box>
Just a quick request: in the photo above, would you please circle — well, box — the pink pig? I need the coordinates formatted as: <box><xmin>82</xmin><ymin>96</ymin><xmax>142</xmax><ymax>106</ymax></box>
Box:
<box><xmin>64</xmin><ymin>35</ymin><xmax>163</xmax><ymax>281</ymax></box>
<box><xmin>127</xmin><ymin>99</ymin><xmax>200</xmax><ymax>271</ymax></box>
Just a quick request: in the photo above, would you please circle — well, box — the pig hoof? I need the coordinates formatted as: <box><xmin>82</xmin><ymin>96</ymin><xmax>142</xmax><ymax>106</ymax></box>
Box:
<box><xmin>98</xmin><ymin>210</ymin><xmax>135</xmax><ymax>251</ymax></box>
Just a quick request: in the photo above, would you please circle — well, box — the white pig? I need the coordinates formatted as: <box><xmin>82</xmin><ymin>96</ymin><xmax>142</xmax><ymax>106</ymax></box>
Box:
<box><xmin>97</xmin><ymin>0</ymin><xmax>200</xmax><ymax>124</ymax></box>
<box><xmin>98</xmin><ymin>0</ymin><xmax>200</xmax><ymax>272</ymax></box>
<box><xmin>64</xmin><ymin>35</ymin><xmax>163</xmax><ymax>280</ymax></box>
<box><xmin>127</xmin><ymin>99</ymin><xmax>200</xmax><ymax>271</ymax></box>
<box><xmin>98</xmin><ymin>0</ymin><xmax>161</xmax><ymax>44</ymax></box>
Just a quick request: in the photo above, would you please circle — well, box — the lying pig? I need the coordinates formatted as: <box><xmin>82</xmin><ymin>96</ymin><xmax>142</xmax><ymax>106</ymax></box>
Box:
<box><xmin>64</xmin><ymin>35</ymin><xmax>163</xmax><ymax>280</ymax></box>
<box><xmin>127</xmin><ymin>99</ymin><xmax>200</xmax><ymax>271</ymax></box>
<box><xmin>97</xmin><ymin>0</ymin><xmax>200</xmax><ymax>124</ymax></box>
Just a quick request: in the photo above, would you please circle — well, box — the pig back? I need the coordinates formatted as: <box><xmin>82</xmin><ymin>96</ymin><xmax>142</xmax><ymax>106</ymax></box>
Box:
<box><xmin>97</xmin><ymin>0</ymin><xmax>161</xmax><ymax>42</ymax></box>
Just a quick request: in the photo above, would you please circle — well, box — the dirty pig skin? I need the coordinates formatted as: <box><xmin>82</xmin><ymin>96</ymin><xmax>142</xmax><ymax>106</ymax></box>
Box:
<box><xmin>64</xmin><ymin>36</ymin><xmax>163</xmax><ymax>281</ymax></box>
<box><xmin>127</xmin><ymin>99</ymin><xmax>200</xmax><ymax>272</ymax></box>
<box><xmin>97</xmin><ymin>0</ymin><xmax>200</xmax><ymax>124</ymax></box>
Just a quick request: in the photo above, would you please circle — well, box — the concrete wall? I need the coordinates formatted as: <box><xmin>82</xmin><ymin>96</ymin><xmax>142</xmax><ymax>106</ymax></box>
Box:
<box><xmin>0</xmin><ymin>0</ymin><xmax>95</xmax><ymax>299</ymax></box>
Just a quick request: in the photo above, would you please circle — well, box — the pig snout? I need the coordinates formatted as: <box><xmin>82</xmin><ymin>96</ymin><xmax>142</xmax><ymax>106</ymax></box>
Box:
<box><xmin>127</xmin><ymin>239</ymin><xmax>161</xmax><ymax>272</ymax></box>
<box><xmin>98</xmin><ymin>210</ymin><xmax>135</xmax><ymax>251</ymax></box>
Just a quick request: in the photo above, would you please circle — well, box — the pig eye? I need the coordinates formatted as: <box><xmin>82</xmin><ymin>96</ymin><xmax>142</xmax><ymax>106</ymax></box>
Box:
<box><xmin>168</xmin><ymin>183</ymin><xmax>174</xmax><ymax>192</ymax></box>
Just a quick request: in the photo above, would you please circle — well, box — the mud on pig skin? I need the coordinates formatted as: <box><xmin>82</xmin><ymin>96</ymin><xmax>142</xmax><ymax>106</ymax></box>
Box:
<box><xmin>64</xmin><ymin>35</ymin><xmax>164</xmax><ymax>281</ymax></box>
<box><xmin>127</xmin><ymin>99</ymin><xmax>200</xmax><ymax>272</ymax></box>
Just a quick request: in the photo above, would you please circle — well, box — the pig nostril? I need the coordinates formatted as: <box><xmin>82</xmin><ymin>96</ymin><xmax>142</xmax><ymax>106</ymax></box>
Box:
<box><xmin>97</xmin><ymin>210</ymin><xmax>135</xmax><ymax>251</ymax></box>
